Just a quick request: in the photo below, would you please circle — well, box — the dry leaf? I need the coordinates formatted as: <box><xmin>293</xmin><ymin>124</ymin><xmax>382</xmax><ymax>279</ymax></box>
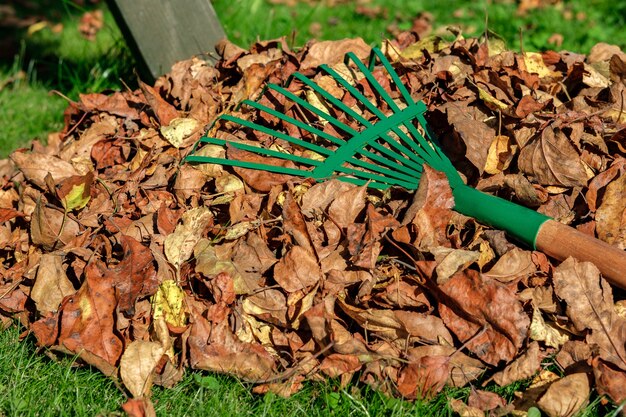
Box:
<box><xmin>553</xmin><ymin>257</ymin><xmax>626</xmax><ymax>370</ymax></box>
<box><xmin>31</xmin><ymin>253</ymin><xmax>75</xmax><ymax>313</ymax></box>
<box><xmin>10</xmin><ymin>151</ymin><xmax>79</xmax><ymax>188</ymax></box>
<box><xmin>595</xmin><ymin>173</ymin><xmax>626</xmax><ymax>249</ymax></box>
<box><xmin>492</xmin><ymin>341</ymin><xmax>543</xmax><ymax>386</ymax></box>
<box><xmin>439</xmin><ymin>270</ymin><xmax>530</xmax><ymax>365</ymax></box>
<box><xmin>537</xmin><ymin>373</ymin><xmax>590</xmax><ymax>417</ymax></box>
<box><xmin>483</xmin><ymin>247</ymin><xmax>535</xmax><ymax>283</ymax></box>
<box><xmin>164</xmin><ymin>206</ymin><xmax>213</xmax><ymax>269</ymax></box>
<box><xmin>120</xmin><ymin>341</ymin><xmax>165</xmax><ymax>398</ymax></box>
<box><xmin>518</xmin><ymin>126</ymin><xmax>588</xmax><ymax>187</ymax></box>
<box><xmin>273</xmin><ymin>245</ymin><xmax>322</xmax><ymax>292</ymax></box>
<box><xmin>301</xmin><ymin>38</ymin><xmax>371</xmax><ymax>69</ymax></box>
<box><xmin>529</xmin><ymin>304</ymin><xmax>569</xmax><ymax>348</ymax></box>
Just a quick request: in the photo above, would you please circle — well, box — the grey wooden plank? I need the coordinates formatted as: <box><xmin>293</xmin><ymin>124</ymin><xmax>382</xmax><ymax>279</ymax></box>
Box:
<box><xmin>106</xmin><ymin>0</ymin><xmax>226</xmax><ymax>81</ymax></box>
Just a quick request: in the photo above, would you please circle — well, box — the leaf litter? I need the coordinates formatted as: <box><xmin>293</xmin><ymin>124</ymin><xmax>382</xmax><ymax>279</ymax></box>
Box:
<box><xmin>1</xmin><ymin>28</ymin><xmax>626</xmax><ymax>416</ymax></box>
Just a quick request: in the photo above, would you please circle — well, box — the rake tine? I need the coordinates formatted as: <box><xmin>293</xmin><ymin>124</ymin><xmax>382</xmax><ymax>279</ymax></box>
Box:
<box><xmin>220</xmin><ymin>114</ymin><xmax>333</xmax><ymax>156</ymax></box>
<box><xmin>284</xmin><ymin>73</ymin><xmax>427</xmax><ymax>173</ymax></box>
<box><xmin>190</xmin><ymin>139</ymin><xmax>415</xmax><ymax>188</ymax></box>
<box><xmin>320</xmin><ymin>63</ymin><xmax>437</xmax><ymax>166</ymax></box>
<box><xmin>342</xmin><ymin>52</ymin><xmax>448</xmax><ymax>168</ymax></box>
<box><xmin>199</xmin><ymin>137</ymin><xmax>323</xmax><ymax>167</ymax></box>
<box><xmin>217</xmin><ymin>113</ymin><xmax>420</xmax><ymax>185</ymax></box>
<box><xmin>240</xmin><ymin>95</ymin><xmax>421</xmax><ymax>185</ymax></box>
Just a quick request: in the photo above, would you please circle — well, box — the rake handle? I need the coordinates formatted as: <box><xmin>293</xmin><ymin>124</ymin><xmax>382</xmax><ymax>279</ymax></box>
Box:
<box><xmin>535</xmin><ymin>219</ymin><xmax>626</xmax><ymax>289</ymax></box>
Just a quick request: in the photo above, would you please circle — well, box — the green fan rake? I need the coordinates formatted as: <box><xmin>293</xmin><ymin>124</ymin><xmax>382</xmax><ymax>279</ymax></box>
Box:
<box><xmin>187</xmin><ymin>47</ymin><xmax>626</xmax><ymax>288</ymax></box>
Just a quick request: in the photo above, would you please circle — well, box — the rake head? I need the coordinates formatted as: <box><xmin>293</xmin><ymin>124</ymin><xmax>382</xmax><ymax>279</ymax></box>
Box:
<box><xmin>186</xmin><ymin>47</ymin><xmax>462</xmax><ymax>191</ymax></box>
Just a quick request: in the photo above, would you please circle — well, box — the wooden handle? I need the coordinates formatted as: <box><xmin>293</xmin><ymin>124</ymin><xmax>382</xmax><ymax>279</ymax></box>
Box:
<box><xmin>535</xmin><ymin>219</ymin><xmax>626</xmax><ymax>289</ymax></box>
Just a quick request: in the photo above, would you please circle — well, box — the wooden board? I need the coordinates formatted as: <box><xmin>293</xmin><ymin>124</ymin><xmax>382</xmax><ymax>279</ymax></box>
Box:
<box><xmin>106</xmin><ymin>0</ymin><xmax>226</xmax><ymax>81</ymax></box>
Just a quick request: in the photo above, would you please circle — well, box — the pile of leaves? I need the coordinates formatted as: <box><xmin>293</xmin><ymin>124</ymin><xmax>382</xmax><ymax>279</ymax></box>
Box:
<box><xmin>1</xmin><ymin>23</ymin><xmax>626</xmax><ymax>416</ymax></box>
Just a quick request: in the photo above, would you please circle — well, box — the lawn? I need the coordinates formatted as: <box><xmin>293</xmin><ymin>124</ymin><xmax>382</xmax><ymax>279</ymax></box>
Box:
<box><xmin>1</xmin><ymin>0</ymin><xmax>625</xmax><ymax>415</ymax></box>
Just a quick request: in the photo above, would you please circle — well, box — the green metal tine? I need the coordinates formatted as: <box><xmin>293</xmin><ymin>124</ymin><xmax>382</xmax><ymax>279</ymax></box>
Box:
<box><xmin>318</xmin><ymin>62</ymin><xmax>435</xmax><ymax>171</ymax></box>
<box><xmin>341</xmin><ymin>52</ymin><xmax>446</xmax><ymax>169</ymax></box>
<box><xmin>365</xmin><ymin>49</ymin><xmax>461</xmax><ymax>180</ymax></box>
<box><xmin>265</xmin><ymin>83</ymin><xmax>422</xmax><ymax>180</ymax></box>
<box><xmin>187</xmin><ymin>137</ymin><xmax>411</xmax><ymax>189</ymax></box>
<box><xmin>232</xmin><ymin>96</ymin><xmax>421</xmax><ymax>186</ymax></box>
<box><xmin>186</xmin><ymin>47</ymin><xmax>452</xmax><ymax>190</ymax></box>
<box><xmin>283</xmin><ymin>72</ymin><xmax>426</xmax><ymax>175</ymax></box>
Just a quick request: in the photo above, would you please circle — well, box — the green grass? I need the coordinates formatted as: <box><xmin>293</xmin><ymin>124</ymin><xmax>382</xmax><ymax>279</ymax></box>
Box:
<box><xmin>1</xmin><ymin>0</ymin><xmax>626</xmax><ymax>414</ymax></box>
<box><xmin>215</xmin><ymin>0</ymin><xmax>626</xmax><ymax>53</ymax></box>
<box><xmin>0</xmin><ymin>325</ymin><xmax>468</xmax><ymax>416</ymax></box>
<box><xmin>0</xmin><ymin>324</ymin><xmax>618</xmax><ymax>416</ymax></box>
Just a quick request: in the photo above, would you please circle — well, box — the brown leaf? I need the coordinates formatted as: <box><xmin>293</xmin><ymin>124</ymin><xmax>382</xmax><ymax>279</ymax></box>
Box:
<box><xmin>483</xmin><ymin>247</ymin><xmax>536</xmax><ymax>283</ymax></box>
<box><xmin>536</xmin><ymin>373</ymin><xmax>590</xmax><ymax>417</ymax></box>
<box><xmin>301</xmin><ymin>38</ymin><xmax>371</xmax><ymax>69</ymax></box>
<box><xmin>592</xmin><ymin>357</ymin><xmax>626</xmax><ymax>404</ymax></box>
<box><xmin>595</xmin><ymin>173</ymin><xmax>626</xmax><ymax>249</ymax></box>
<box><xmin>468</xmin><ymin>389</ymin><xmax>506</xmax><ymax>411</ymax></box>
<box><xmin>439</xmin><ymin>270</ymin><xmax>530</xmax><ymax>365</ymax></box>
<box><xmin>242</xmin><ymin>288</ymin><xmax>288</xmax><ymax>326</ymax></box>
<box><xmin>327</xmin><ymin>184</ymin><xmax>367</xmax><ymax>229</ymax></box>
<box><xmin>78</xmin><ymin>10</ymin><xmax>103</xmax><ymax>41</ymax></box>
<box><xmin>492</xmin><ymin>341</ymin><xmax>543</xmax><ymax>386</ymax></box>
<box><xmin>139</xmin><ymin>80</ymin><xmax>178</xmax><ymax>126</ymax></box>
<box><xmin>300</xmin><ymin>180</ymin><xmax>355</xmax><ymax>216</ymax></box>
<box><xmin>229</xmin><ymin>146</ymin><xmax>298</xmax><ymax>192</ymax></box>
<box><xmin>400</xmin><ymin>165</ymin><xmax>454</xmax><ymax>250</ymax></box>
<box><xmin>56</xmin><ymin>261</ymin><xmax>124</xmax><ymax>373</ymax></box>
<box><xmin>165</xmin><ymin>206</ymin><xmax>213</xmax><ymax>269</ymax></box>
<box><xmin>30</xmin><ymin>197</ymin><xmax>80</xmax><ymax>251</ymax></box>
<box><xmin>397</xmin><ymin>355</ymin><xmax>449</xmax><ymax>400</ymax></box>
<box><xmin>319</xmin><ymin>353</ymin><xmax>361</xmax><ymax>378</ymax></box>
<box><xmin>188</xmin><ymin>301</ymin><xmax>277</xmax><ymax>381</ymax></box>
<box><xmin>120</xmin><ymin>341</ymin><xmax>165</xmax><ymax>398</ymax></box>
<box><xmin>78</xmin><ymin>92</ymin><xmax>140</xmax><ymax>120</ymax></box>
<box><xmin>556</xmin><ymin>341</ymin><xmax>592</xmax><ymax>370</ymax></box>
<box><xmin>109</xmin><ymin>235</ymin><xmax>159</xmax><ymax>315</ymax></box>
<box><xmin>338</xmin><ymin>298</ymin><xmax>453</xmax><ymax>345</ymax></box>
<box><xmin>448</xmin><ymin>398</ymin><xmax>485</xmax><ymax>417</ymax></box>
<box><xmin>441</xmin><ymin>103</ymin><xmax>495</xmax><ymax>173</ymax></box>
<box><xmin>0</xmin><ymin>208</ymin><xmax>23</xmax><ymax>223</ymax></box>
<box><xmin>31</xmin><ymin>254</ymin><xmax>75</xmax><ymax>313</ymax></box>
<box><xmin>273</xmin><ymin>246</ymin><xmax>322</xmax><ymax>292</ymax></box>
<box><xmin>121</xmin><ymin>397</ymin><xmax>156</xmax><ymax>417</ymax></box>
<box><xmin>282</xmin><ymin>190</ymin><xmax>316</xmax><ymax>254</ymax></box>
<box><xmin>10</xmin><ymin>151</ymin><xmax>79</xmax><ymax>189</ymax></box>
<box><xmin>553</xmin><ymin>257</ymin><xmax>626</xmax><ymax>370</ymax></box>
<box><xmin>518</xmin><ymin>126</ymin><xmax>589</xmax><ymax>187</ymax></box>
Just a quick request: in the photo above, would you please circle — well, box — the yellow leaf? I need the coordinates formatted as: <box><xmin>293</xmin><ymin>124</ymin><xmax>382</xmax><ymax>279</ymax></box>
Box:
<box><xmin>485</xmin><ymin>30</ymin><xmax>507</xmax><ymax>57</ymax></box>
<box><xmin>194</xmin><ymin>144</ymin><xmax>225</xmax><ymax>178</ymax></box>
<box><xmin>62</xmin><ymin>182</ymin><xmax>91</xmax><ymax>211</ymax></box>
<box><xmin>523</xmin><ymin>52</ymin><xmax>561</xmax><ymax>79</ymax></box>
<box><xmin>160</xmin><ymin>117</ymin><xmax>200</xmax><ymax>148</ymax></box>
<box><xmin>477</xmin><ymin>87</ymin><xmax>509</xmax><ymax>111</ymax></box>
<box><xmin>582</xmin><ymin>63</ymin><xmax>611</xmax><ymax>88</ymax></box>
<box><xmin>477</xmin><ymin>239</ymin><xmax>496</xmax><ymax>269</ymax></box>
<box><xmin>529</xmin><ymin>305</ymin><xmax>569</xmax><ymax>348</ymax></box>
<box><xmin>224</xmin><ymin>221</ymin><xmax>252</xmax><ymax>241</ymax></box>
<box><xmin>215</xmin><ymin>174</ymin><xmax>244</xmax><ymax>194</ymax></box>
<box><xmin>27</xmin><ymin>21</ymin><xmax>48</xmax><ymax>36</ymax></box>
<box><xmin>401</xmin><ymin>36</ymin><xmax>448</xmax><ymax>60</ymax></box>
<box><xmin>151</xmin><ymin>280</ymin><xmax>188</xmax><ymax>327</ymax></box>
<box><xmin>484</xmin><ymin>135</ymin><xmax>517</xmax><ymax>174</ymax></box>
<box><xmin>164</xmin><ymin>206</ymin><xmax>213</xmax><ymax>269</ymax></box>
<box><xmin>31</xmin><ymin>254</ymin><xmax>75</xmax><ymax>314</ymax></box>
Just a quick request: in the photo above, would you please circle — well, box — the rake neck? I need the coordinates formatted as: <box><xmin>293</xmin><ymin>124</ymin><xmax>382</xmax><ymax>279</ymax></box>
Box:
<box><xmin>451</xmin><ymin>183</ymin><xmax>551</xmax><ymax>249</ymax></box>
